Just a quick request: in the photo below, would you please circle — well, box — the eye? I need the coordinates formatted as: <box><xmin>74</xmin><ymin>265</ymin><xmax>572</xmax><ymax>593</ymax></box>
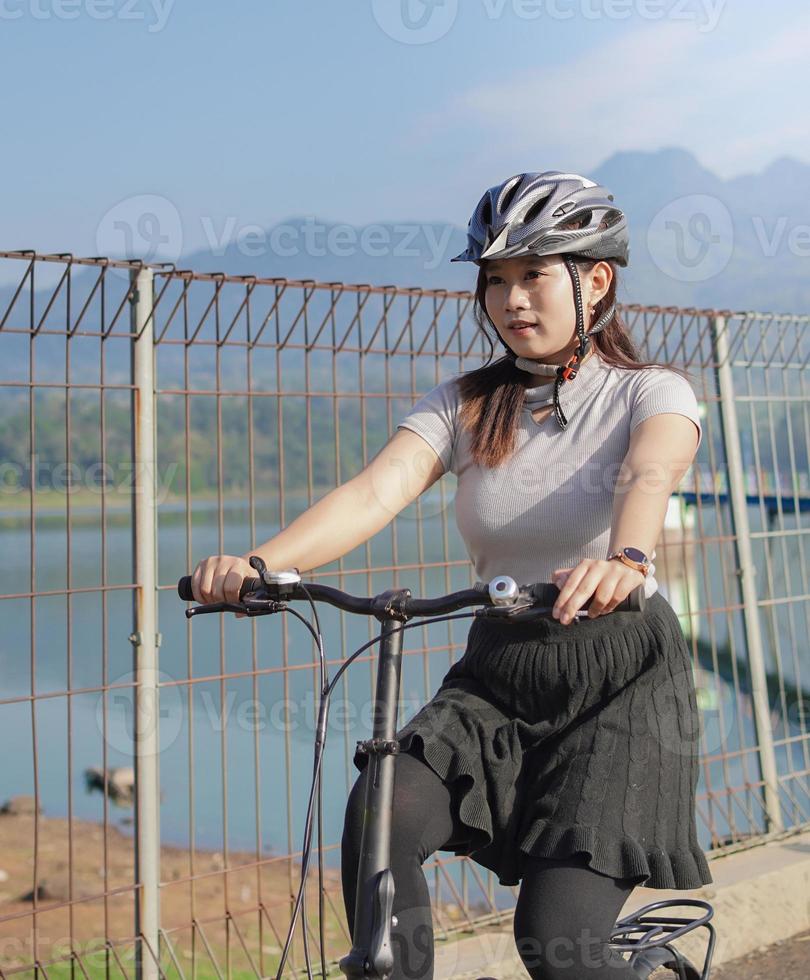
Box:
<box><xmin>486</xmin><ymin>268</ymin><xmax>543</xmax><ymax>285</ymax></box>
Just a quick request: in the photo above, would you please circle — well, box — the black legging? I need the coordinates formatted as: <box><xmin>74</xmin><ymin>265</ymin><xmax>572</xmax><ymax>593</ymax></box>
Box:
<box><xmin>342</xmin><ymin>750</ymin><xmax>643</xmax><ymax>980</ymax></box>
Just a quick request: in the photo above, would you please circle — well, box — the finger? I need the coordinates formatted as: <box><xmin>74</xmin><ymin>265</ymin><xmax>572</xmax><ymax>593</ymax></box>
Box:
<box><xmin>211</xmin><ymin>569</ymin><xmax>231</xmax><ymax>603</ymax></box>
<box><xmin>223</xmin><ymin>568</ymin><xmax>244</xmax><ymax>605</ymax></box>
<box><xmin>552</xmin><ymin>565</ymin><xmax>590</xmax><ymax>618</ymax></box>
<box><xmin>587</xmin><ymin>578</ymin><xmax>623</xmax><ymax>618</ymax></box>
<box><xmin>199</xmin><ymin>560</ymin><xmax>216</xmax><ymax>604</ymax></box>
<box><xmin>560</xmin><ymin>568</ymin><xmax>606</xmax><ymax>622</ymax></box>
<box><xmin>592</xmin><ymin>569</ymin><xmax>641</xmax><ymax>617</ymax></box>
<box><xmin>552</xmin><ymin>570</ymin><xmax>570</xmax><ymax>589</ymax></box>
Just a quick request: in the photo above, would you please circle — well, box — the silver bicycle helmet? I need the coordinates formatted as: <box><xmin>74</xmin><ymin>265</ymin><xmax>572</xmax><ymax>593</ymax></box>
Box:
<box><xmin>451</xmin><ymin>170</ymin><xmax>629</xmax><ymax>267</ymax></box>
<box><xmin>452</xmin><ymin>171</ymin><xmax>630</xmax><ymax>428</ymax></box>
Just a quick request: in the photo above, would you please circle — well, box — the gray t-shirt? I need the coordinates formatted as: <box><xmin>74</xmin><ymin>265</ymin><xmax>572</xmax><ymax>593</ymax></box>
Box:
<box><xmin>397</xmin><ymin>353</ymin><xmax>702</xmax><ymax>599</ymax></box>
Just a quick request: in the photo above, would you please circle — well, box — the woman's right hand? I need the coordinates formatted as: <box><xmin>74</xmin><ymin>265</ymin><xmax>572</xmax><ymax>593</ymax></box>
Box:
<box><xmin>190</xmin><ymin>554</ymin><xmax>256</xmax><ymax>606</ymax></box>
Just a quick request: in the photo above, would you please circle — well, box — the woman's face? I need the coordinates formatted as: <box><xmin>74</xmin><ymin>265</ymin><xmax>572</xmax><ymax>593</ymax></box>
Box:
<box><xmin>483</xmin><ymin>254</ymin><xmax>611</xmax><ymax>364</ymax></box>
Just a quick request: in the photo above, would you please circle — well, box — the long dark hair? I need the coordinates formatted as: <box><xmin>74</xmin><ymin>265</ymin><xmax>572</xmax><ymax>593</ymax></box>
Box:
<box><xmin>456</xmin><ymin>256</ymin><xmax>692</xmax><ymax>469</ymax></box>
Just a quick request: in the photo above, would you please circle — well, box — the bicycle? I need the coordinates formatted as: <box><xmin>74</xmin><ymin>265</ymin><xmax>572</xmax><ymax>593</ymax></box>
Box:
<box><xmin>178</xmin><ymin>557</ymin><xmax>716</xmax><ymax>980</ymax></box>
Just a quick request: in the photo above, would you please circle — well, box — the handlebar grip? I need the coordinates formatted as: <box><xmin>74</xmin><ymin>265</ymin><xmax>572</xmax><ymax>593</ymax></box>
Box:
<box><xmin>177</xmin><ymin>575</ymin><xmax>263</xmax><ymax>602</ymax></box>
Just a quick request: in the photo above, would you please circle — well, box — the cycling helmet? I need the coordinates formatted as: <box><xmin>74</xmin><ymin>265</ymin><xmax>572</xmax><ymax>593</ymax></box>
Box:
<box><xmin>451</xmin><ymin>170</ymin><xmax>629</xmax><ymax>267</ymax></box>
<box><xmin>452</xmin><ymin>170</ymin><xmax>630</xmax><ymax>428</ymax></box>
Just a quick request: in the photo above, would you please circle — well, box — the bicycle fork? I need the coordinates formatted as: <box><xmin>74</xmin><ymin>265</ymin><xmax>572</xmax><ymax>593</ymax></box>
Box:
<box><xmin>340</xmin><ymin>592</ymin><xmax>410</xmax><ymax>980</ymax></box>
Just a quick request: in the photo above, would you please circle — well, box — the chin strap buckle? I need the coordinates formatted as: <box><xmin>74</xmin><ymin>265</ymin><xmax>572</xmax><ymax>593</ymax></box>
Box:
<box><xmin>559</xmin><ymin>354</ymin><xmax>581</xmax><ymax>382</ymax></box>
<box><xmin>558</xmin><ymin>337</ymin><xmax>591</xmax><ymax>383</ymax></box>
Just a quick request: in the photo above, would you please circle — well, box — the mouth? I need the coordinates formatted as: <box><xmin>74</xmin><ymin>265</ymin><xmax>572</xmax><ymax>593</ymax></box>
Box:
<box><xmin>507</xmin><ymin>320</ymin><xmax>537</xmax><ymax>332</ymax></box>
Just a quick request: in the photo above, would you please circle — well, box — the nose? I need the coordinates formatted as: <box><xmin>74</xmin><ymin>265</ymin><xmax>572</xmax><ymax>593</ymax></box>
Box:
<box><xmin>504</xmin><ymin>281</ymin><xmax>530</xmax><ymax>313</ymax></box>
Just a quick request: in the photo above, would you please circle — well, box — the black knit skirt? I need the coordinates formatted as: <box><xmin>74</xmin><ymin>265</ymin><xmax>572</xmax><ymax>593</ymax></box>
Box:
<box><xmin>352</xmin><ymin>591</ymin><xmax>713</xmax><ymax>891</ymax></box>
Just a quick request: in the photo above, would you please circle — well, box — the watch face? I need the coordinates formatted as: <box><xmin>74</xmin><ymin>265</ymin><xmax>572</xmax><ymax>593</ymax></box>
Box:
<box><xmin>623</xmin><ymin>547</ymin><xmax>647</xmax><ymax>564</ymax></box>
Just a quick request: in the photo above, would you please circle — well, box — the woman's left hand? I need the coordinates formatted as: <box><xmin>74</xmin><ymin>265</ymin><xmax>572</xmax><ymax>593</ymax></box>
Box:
<box><xmin>551</xmin><ymin>559</ymin><xmax>646</xmax><ymax>625</ymax></box>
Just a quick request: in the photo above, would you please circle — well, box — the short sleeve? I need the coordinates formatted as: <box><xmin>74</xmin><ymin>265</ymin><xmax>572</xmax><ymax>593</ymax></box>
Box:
<box><xmin>396</xmin><ymin>376</ymin><xmax>461</xmax><ymax>474</ymax></box>
<box><xmin>630</xmin><ymin>368</ymin><xmax>702</xmax><ymax>451</ymax></box>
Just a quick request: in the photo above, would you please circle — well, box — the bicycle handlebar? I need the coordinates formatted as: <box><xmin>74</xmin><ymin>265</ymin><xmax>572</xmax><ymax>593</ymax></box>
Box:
<box><xmin>177</xmin><ymin>569</ymin><xmax>646</xmax><ymax>619</ymax></box>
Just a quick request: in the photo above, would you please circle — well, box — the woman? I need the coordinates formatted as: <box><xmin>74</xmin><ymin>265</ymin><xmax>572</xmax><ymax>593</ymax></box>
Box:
<box><xmin>191</xmin><ymin>171</ymin><xmax>713</xmax><ymax>980</ymax></box>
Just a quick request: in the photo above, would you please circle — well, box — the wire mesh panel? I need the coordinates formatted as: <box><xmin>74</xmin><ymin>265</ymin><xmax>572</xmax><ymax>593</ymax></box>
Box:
<box><xmin>1</xmin><ymin>251</ymin><xmax>808</xmax><ymax>979</ymax></box>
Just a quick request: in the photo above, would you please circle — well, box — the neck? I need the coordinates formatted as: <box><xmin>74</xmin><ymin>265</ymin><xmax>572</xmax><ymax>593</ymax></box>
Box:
<box><xmin>515</xmin><ymin>346</ymin><xmax>595</xmax><ymax>385</ymax></box>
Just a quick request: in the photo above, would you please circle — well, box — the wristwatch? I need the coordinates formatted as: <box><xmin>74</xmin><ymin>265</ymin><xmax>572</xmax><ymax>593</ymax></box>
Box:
<box><xmin>607</xmin><ymin>547</ymin><xmax>650</xmax><ymax>577</ymax></box>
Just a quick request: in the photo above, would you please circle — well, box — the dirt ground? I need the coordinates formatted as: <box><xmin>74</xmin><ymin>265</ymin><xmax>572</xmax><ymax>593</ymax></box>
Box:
<box><xmin>711</xmin><ymin>928</ymin><xmax>810</xmax><ymax>980</ymax></box>
<box><xmin>0</xmin><ymin>809</ymin><xmax>347</xmax><ymax>976</ymax></box>
<box><xmin>0</xmin><ymin>808</ymin><xmax>476</xmax><ymax>978</ymax></box>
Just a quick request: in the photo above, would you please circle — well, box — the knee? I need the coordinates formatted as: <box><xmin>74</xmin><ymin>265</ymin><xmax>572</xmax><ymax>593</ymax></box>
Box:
<box><xmin>341</xmin><ymin>765</ymin><xmax>430</xmax><ymax>858</ymax></box>
<box><xmin>341</xmin><ymin>754</ymin><xmax>456</xmax><ymax>867</ymax></box>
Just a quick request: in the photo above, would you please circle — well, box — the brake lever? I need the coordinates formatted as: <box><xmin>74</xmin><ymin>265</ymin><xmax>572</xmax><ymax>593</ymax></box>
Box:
<box><xmin>477</xmin><ymin>601</ymin><xmax>558</xmax><ymax>623</ymax></box>
<box><xmin>185</xmin><ymin>601</ymin><xmax>245</xmax><ymax>619</ymax></box>
<box><xmin>184</xmin><ymin>595</ymin><xmax>288</xmax><ymax>619</ymax></box>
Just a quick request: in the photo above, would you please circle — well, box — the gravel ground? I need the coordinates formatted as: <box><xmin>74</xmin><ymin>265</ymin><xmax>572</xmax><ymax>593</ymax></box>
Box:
<box><xmin>711</xmin><ymin>928</ymin><xmax>810</xmax><ymax>979</ymax></box>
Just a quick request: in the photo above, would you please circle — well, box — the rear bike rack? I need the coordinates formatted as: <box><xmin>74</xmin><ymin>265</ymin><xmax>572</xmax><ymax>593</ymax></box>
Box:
<box><xmin>609</xmin><ymin>898</ymin><xmax>716</xmax><ymax>980</ymax></box>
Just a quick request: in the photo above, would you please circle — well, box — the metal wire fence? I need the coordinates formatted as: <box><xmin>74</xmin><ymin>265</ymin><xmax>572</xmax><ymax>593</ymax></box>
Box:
<box><xmin>0</xmin><ymin>250</ymin><xmax>808</xmax><ymax>979</ymax></box>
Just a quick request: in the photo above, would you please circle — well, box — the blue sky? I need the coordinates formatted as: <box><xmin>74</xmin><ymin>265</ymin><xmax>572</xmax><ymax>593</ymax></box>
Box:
<box><xmin>2</xmin><ymin>0</ymin><xmax>808</xmax><ymax>270</ymax></box>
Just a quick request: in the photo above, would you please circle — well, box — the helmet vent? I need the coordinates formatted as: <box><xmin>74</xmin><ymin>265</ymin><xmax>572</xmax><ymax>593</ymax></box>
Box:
<box><xmin>480</xmin><ymin>197</ymin><xmax>492</xmax><ymax>226</ymax></box>
<box><xmin>601</xmin><ymin>208</ymin><xmax>622</xmax><ymax>228</ymax></box>
<box><xmin>558</xmin><ymin>209</ymin><xmax>592</xmax><ymax>230</ymax></box>
<box><xmin>498</xmin><ymin>178</ymin><xmax>522</xmax><ymax>213</ymax></box>
<box><xmin>522</xmin><ymin>193</ymin><xmax>553</xmax><ymax>227</ymax></box>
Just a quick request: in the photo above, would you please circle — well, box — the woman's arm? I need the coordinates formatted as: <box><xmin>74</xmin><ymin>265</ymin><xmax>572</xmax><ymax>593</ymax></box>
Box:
<box><xmin>551</xmin><ymin>412</ymin><xmax>700</xmax><ymax>624</ymax></box>
<box><xmin>607</xmin><ymin>411</ymin><xmax>700</xmax><ymax>560</ymax></box>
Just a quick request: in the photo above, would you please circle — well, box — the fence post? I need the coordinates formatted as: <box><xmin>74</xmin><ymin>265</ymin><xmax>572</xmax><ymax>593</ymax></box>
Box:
<box><xmin>712</xmin><ymin>314</ymin><xmax>783</xmax><ymax>833</ymax></box>
<box><xmin>131</xmin><ymin>266</ymin><xmax>161</xmax><ymax>980</ymax></box>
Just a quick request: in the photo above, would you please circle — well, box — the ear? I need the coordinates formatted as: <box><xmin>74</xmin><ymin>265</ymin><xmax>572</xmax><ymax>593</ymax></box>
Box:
<box><xmin>587</xmin><ymin>260</ymin><xmax>613</xmax><ymax>307</ymax></box>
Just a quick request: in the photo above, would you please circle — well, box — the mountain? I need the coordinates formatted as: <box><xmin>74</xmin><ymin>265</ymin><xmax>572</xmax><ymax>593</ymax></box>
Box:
<box><xmin>3</xmin><ymin>148</ymin><xmax>810</xmax><ymax>335</ymax></box>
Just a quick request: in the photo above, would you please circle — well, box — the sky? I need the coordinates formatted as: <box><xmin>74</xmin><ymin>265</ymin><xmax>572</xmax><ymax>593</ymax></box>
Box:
<box><xmin>2</xmin><ymin>0</ymin><xmax>808</xmax><ymax>273</ymax></box>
